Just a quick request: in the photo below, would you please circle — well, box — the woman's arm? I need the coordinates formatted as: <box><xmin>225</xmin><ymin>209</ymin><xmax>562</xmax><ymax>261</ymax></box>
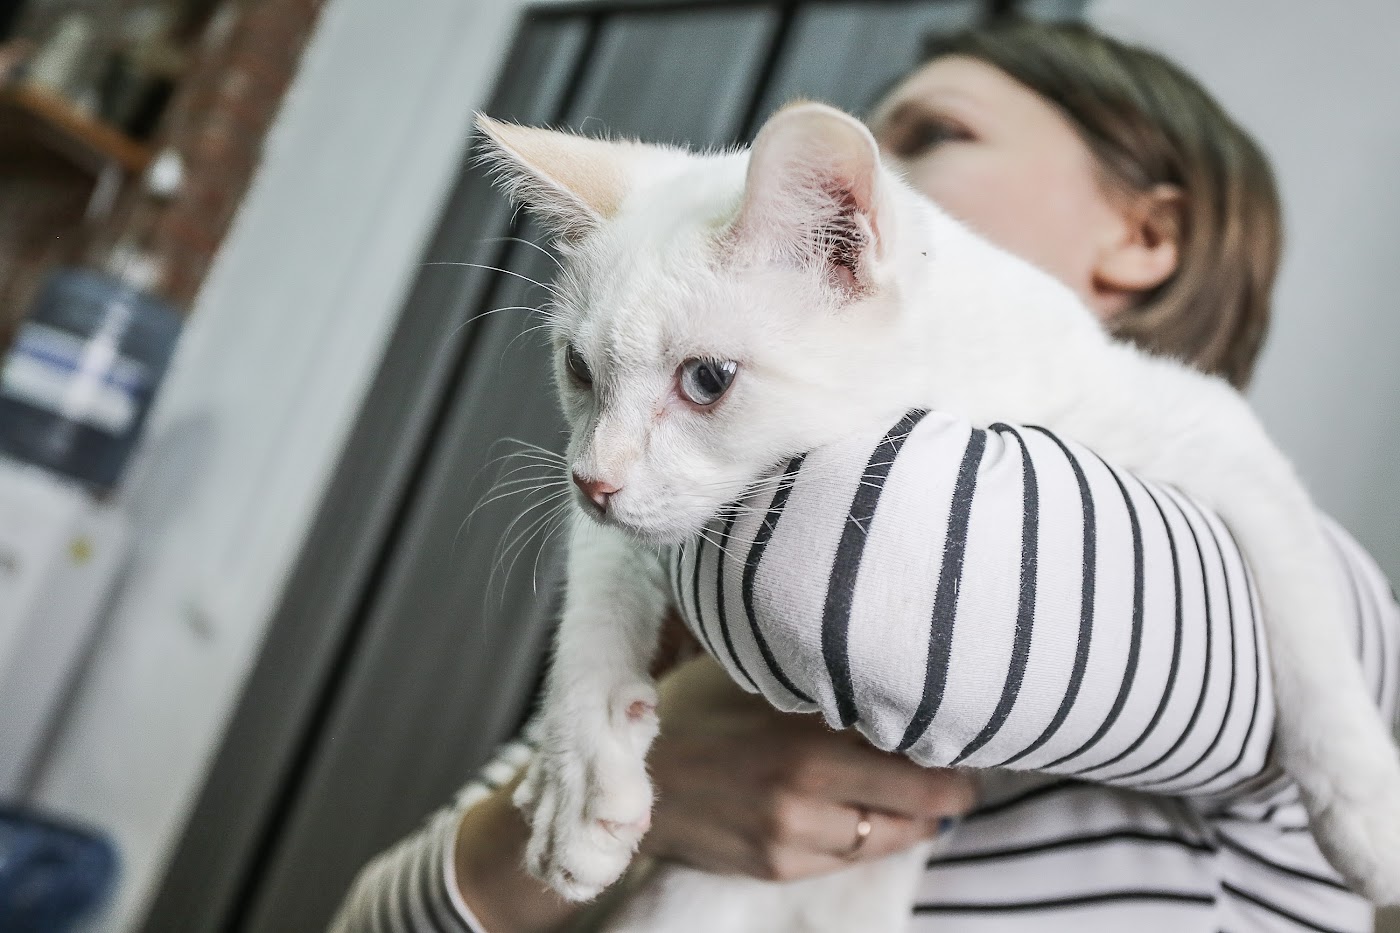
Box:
<box><xmin>329</xmin><ymin>649</ymin><xmax>977</xmax><ymax>933</ymax></box>
<box><xmin>682</xmin><ymin>410</ymin><xmax>1393</xmax><ymax>800</ymax></box>
<box><xmin>331</xmin><ymin>409</ymin><xmax>1396</xmax><ymax>931</ymax></box>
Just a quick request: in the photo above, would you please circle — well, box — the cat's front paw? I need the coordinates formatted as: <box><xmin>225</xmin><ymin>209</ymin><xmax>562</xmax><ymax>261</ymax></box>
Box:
<box><xmin>515</xmin><ymin>694</ymin><xmax>658</xmax><ymax>901</ymax></box>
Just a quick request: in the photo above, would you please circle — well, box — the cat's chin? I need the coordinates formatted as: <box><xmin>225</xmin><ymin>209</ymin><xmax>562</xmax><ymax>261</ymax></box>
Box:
<box><xmin>582</xmin><ymin>509</ymin><xmax>711</xmax><ymax>550</ymax></box>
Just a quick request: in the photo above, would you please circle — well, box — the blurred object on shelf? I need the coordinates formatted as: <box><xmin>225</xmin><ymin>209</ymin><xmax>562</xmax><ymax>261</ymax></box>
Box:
<box><xmin>0</xmin><ymin>264</ymin><xmax>181</xmax><ymax>491</ymax></box>
<box><xmin>1</xmin><ymin>0</ymin><xmax>327</xmax><ymax>343</ymax></box>
<box><xmin>0</xmin><ymin>804</ymin><xmax>118</xmax><ymax>933</ymax></box>
<box><xmin>95</xmin><ymin>3</ymin><xmax>184</xmax><ymax>139</ymax></box>
<box><xmin>0</xmin><ymin>82</ymin><xmax>153</xmax><ymax>174</ymax></box>
<box><xmin>23</xmin><ymin>11</ymin><xmax>97</xmax><ymax>105</ymax></box>
<box><xmin>0</xmin><ymin>81</ymin><xmax>154</xmax><ymax>357</ymax></box>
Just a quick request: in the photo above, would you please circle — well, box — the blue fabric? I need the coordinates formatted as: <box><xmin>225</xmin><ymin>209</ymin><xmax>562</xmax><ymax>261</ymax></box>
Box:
<box><xmin>0</xmin><ymin>807</ymin><xmax>117</xmax><ymax>933</ymax></box>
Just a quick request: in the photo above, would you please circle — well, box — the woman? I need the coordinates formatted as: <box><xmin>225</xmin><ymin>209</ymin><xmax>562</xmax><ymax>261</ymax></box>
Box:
<box><xmin>332</xmin><ymin>19</ymin><xmax>1397</xmax><ymax>933</ymax></box>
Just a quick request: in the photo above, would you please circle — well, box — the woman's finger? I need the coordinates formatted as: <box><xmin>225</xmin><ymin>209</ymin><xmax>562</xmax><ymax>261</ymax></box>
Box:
<box><xmin>764</xmin><ymin>792</ymin><xmax>949</xmax><ymax>863</ymax></box>
<box><xmin>794</xmin><ymin>738</ymin><xmax>980</xmax><ymax>821</ymax></box>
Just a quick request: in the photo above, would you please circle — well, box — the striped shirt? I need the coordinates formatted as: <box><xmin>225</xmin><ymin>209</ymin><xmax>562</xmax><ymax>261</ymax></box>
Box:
<box><xmin>331</xmin><ymin>410</ymin><xmax>1399</xmax><ymax>933</ymax></box>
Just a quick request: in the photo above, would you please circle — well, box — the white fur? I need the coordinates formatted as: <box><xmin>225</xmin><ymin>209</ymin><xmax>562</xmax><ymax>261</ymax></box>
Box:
<box><xmin>478</xmin><ymin>102</ymin><xmax>1400</xmax><ymax>929</ymax></box>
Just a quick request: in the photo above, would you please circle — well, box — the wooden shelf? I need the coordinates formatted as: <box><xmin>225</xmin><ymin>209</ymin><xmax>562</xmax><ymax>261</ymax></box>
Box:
<box><xmin>0</xmin><ymin>83</ymin><xmax>152</xmax><ymax>176</ymax></box>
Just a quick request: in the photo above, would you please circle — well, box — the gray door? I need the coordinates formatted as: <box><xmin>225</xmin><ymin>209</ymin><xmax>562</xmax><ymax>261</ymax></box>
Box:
<box><xmin>140</xmin><ymin>2</ymin><xmax>1076</xmax><ymax>931</ymax></box>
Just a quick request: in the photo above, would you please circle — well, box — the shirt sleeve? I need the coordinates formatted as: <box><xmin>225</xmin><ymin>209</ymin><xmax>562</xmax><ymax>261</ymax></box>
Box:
<box><xmin>672</xmin><ymin>409</ymin><xmax>1397</xmax><ymax>802</ymax></box>
<box><xmin>326</xmin><ymin>728</ymin><xmax>538</xmax><ymax>933</ymax></box>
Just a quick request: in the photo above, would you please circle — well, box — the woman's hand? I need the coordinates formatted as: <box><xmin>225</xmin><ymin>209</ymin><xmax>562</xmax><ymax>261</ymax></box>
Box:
<box><xmin>454</xmin><ymin>618</ymin><xmax>977</xmax><ymax>931</ymax></box>
<box><xmin>641</xmin><ymin>644</ymin><xmax>978</xmax><ymax>881</ymax></box>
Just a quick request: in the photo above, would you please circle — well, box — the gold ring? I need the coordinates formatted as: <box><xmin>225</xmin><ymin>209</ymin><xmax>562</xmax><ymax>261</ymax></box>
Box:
<box><xmin>843</xmin><ymin>808</ymin><xmax>873</xmax><ymax>860</ymax></box>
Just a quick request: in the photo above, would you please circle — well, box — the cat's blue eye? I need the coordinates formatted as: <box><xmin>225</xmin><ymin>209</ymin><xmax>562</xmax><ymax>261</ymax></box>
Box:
<box><xmin>678</xmin><ymin>358</ymin><xmax>738</xmax><ymax>407</ymax></box>
<box><xmin>565</xmin><ymin>344</ymin><xmax>592</xmax><ymax>387</ymax></box>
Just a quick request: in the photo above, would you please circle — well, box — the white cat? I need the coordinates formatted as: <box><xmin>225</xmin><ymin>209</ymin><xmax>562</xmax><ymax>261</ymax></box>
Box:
<box><xmin>474</xmin><ymin>102</ymin><xmax>1400</xmax><ymax>930</ymax></box>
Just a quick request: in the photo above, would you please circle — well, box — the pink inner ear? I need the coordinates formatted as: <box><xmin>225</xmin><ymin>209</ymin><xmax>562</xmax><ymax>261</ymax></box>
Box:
<box><xmin>733</xmin><ymin>105</ymin><xmax>886</xmax><ymax>288</ymax></box>
<box><xmin>813</xmin><ymin>184</ymin><xmax>867</xmax><ymax>292</ymax></box>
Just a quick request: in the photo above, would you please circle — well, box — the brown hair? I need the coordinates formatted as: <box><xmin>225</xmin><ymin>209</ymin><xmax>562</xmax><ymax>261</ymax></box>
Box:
<box><xmin>919</xmin><ymin>19</ymin><xmax>1282</xmax><ymax>389</ymax></box>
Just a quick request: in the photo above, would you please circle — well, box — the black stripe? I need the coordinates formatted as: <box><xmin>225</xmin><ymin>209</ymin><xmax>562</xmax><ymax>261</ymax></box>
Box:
<box><xmin>1174</xmin><ymin>526</ymin><xmax>1268</xmax><ymax>795</ymax></box>
<box><xmin>999</xmin><ymin>426</ymin><xmax>1096</xmax><ymax>768</ymax></box>
<box><xmin>714</xmin><ymin>511</ymin><xmax>757</xmax><ymax>690</ymax></box>
<box><xmin>408</xmin><ymin>834</ymin><xmax>451</xmax><ymax>933</ymax></box>
<box><xmin>1039</xmin><ymin>459</ymin><xmax>1145</xmax><ymax>770</ymax></box>
<box><xmin>1221</xmin><ymin>881</ymin><xmax>1353</xmax><ymax>933</ymax></box>
<box><xmin>1138</xmin><ymin>495</ymin><xmax>1239</xmax><ymax>789</ymax></box>
<box><xmin>422</xmin><ymin>831</ymin><xmax>471</xmax><ymax>933</ymax></box>
<box><xmin>1216</xmin><ymin>831</ymin><xmax>1350</xmax><ymax>891</ymax></box>
<box><xmin>741</xmin><ymin>456</ymin><xmax>813</xmax><ymax>704</ymax></box>
<box><xmin>821</xmin><ymin>410</ymin><xmax>929</xmax><ymax>728</ymax></box>
<box><xmin>914</xmin><ymin>889</ymin><xmax>1215</xmax><ymax>914</ymax></box>
<box><xmin>1111</xmin><ymin>488</ymin><xmax>1214</xmax><ymax>783</ymax></box>
<box><xmin>896</xmin><ymin>425</ymin><xmax>987</xmax><ymax>750</ymax></box>
<box><xmin>926</xmin><ymin>827</ymin><xmax>1215</xmax><ymax>867</ymax></box>
<box><xmin>1075</xmin><ymin>481</ymin><xmax>1184</xmax><ymax>778</ymax></box>
<box><xmin>953</xmin><ymin>424</ymin><xmax>1039</xmax><ymax>764</ymax></box>
<box><xmin>688</xmin><ymin>537</ymin><xmax>719</xmax><ymax>660</ymax></box>
<box><xmin>963</xmin><ymin>778</ymin><xmax>1082</xmax><ymax>821</ymax></box>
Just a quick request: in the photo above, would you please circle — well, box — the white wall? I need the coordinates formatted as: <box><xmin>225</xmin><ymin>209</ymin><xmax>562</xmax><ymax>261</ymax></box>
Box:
<box><xmin>1090</xmin><ymin>3</ymin><xmax>1400</xmax><ymax>928</ymax></box>
<box><xmin>1089</xmin><ymin>0</ymin><xmax>1400</xmax><ymax>584</ymax></box>
<box><xmin>26</xmin><ymin>1</ymin><xmax>537</xmax><ymax>929</ymax></box>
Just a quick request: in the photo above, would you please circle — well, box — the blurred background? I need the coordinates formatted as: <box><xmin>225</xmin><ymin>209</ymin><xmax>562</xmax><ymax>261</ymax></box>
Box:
<box><xmin>0</xmin><ymin>0</ymin><xmax>1394</xmax><ymax>931</ymax></box>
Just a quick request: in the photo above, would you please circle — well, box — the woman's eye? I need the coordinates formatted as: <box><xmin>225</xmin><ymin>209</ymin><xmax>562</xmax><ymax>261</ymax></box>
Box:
<box><xmin>565</xmin><ymin>344</ymin><xmax>592</xmax><ymax>386</ymax></box>
<box><xmin>678</xmin><ymin>358</ymin><xmax>738</xmax><ymax>407</ymax></box>
<box><xmin>888</xmin><ymin>118</ymin><xmax>971</xmax><ymax>158</ymax></box>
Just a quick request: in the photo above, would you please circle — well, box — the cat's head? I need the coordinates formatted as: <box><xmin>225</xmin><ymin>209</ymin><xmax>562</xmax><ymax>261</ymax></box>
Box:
<box><xmin>477</xmin><ymin>102</ymin><xmax>925</xmax><ymax>546</ymax></box>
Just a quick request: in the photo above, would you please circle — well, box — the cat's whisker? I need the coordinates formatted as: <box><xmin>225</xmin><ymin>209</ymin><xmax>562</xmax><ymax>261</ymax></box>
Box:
<box><xmin>423</xmin><ymin>260</ymin><xmax>564</xmax><ymax>298</ymax></box>
<box><xmin>488</xmin><ymin>496</ymin><xmax>570</xmax><ymax>597</ymax></box>
<box><xmin>505</xmin><ymin>317</ymin><xmax>569</xmax><ymax>352</ymax></box>
<box><xmin>500</xmin><ymin>437</ymin><xmax>570</xmax><ymax>461</ymax></box>
<box><xmin>469</xmin><ymin>478</ymin><xmax>569</xmax><ymax>522</ymax></box>
<box><xmin>695</xmin><ymin>527</ymin><xmax>741</xmax><ymax>563</ymax></box>
<box><xmin>464</xmin><ymin>444</ymin><xmax>567</xmax><ymax>504</ymax></box>
<box><xmin>458</xmin><ymin>479</ymin><xmax>571</xmax><ymax>557</ymax></box>
<box><xmin>531</xmin><ymin>504</ymin><xmax>575</xmax><ymax>593</ymax></box>
<box><xmin>478</xmin><ymin>234</ymin><xmax>565</xmax><ymax>273</ymax></box>
<box><xmin>489</xmin><ymin>455</ymin><xmax>566</xmax><ymax>475</ymax></box>
<box><xmin>472</xmin><ymin>468</ymin><xmax>569</xmax><ymax>525</ymax></box>
<box><xmin>500</xmin><ymin>499</ymin><xmax>572</xmax><ymax>596</ymax></box>
<box><xmin>494</xmin><ymin>464</ymin><xmax>566</xmax><ymax>485</ymax></box>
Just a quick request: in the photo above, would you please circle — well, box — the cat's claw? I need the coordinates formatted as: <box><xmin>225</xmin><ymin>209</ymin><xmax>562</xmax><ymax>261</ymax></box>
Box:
<box><xmin>515</xmin><ymin>751</ymin><xmax>653</xmax><ymax>901</ymax></box>
<box><xmin>516</xmin><ymin>691</ymin><xmax>660</xmax><ymax>902</ymax></box>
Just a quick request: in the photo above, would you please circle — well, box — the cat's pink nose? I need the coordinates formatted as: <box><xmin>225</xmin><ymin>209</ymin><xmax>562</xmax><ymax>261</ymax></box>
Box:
<box><xmin>572</xmin><ymin>472</ymin><xmax>620</xmax><ymax>513</ymax></box>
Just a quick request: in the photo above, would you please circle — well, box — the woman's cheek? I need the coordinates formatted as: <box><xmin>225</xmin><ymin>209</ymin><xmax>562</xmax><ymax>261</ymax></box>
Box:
<box><xmin>910</xmin><ymin>155</ymin><xmax>1099</xmax><ymax>295</ymax></box>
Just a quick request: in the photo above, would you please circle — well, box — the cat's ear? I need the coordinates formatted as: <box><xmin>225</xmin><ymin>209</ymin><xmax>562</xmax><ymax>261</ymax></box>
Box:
<box><xmin>735</xmin><ymin>102</ymin><xmax>890</xmax><ymax>293</ymax></box>
<box><xmin>476</xmin><ymin>115</ymin><xmax>646</xmax><ymax>240</ymax></box>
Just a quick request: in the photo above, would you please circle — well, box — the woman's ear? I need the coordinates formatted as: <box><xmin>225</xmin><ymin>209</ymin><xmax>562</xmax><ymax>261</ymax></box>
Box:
<box><xmin>1092</xmin><ymin>183</ymin><xmax>1183</xmax><ymax>310</ymax></box>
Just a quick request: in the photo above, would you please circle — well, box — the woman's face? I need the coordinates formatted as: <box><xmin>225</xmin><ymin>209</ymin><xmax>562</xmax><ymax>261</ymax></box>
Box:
<box><xmin>870</xmin><ymin>55</ymin><xmax>1169</xmax><ymax>320</ymax></box>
